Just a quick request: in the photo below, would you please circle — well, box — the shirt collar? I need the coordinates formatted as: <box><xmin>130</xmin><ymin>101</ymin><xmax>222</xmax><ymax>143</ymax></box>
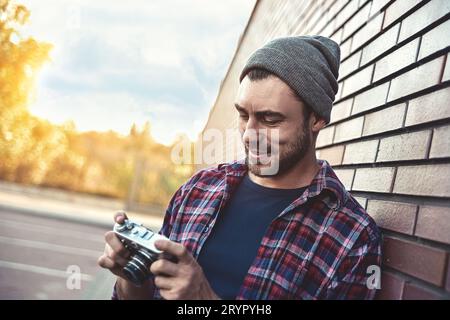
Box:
<box><xmin>220</xmin><ymin>159</ymin><xmax>348</xmax><ymax>210</ymax></box>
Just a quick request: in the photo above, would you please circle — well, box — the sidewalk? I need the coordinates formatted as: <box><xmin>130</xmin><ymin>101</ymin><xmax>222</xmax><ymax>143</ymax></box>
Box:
<box><xmin>0</xmin><ymin>182</ymin><xmax>164</xmax><ymax>231</ymax></box>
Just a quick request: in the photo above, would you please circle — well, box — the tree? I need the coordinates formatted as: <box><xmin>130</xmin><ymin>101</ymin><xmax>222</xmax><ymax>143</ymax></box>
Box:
<box><xmin>0</xmin><ymin>0</ymin><xmax>53</xmax><ymax>181</ymax></box>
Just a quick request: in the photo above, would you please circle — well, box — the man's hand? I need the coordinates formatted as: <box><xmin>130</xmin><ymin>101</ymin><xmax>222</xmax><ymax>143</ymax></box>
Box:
<box><xmin>98</xmin><ymin>211</ymin><xmax>130</xmax><ymax>279</ymax></box>
<box><xmin>151</xmin><ymin>240</ymin><xmax>220</xmax><ymax>300</ymax></box>
<box><xmin>97</xmin><ymin>211</ymin><xmax>153</xmax><ymax>299</ymax></box>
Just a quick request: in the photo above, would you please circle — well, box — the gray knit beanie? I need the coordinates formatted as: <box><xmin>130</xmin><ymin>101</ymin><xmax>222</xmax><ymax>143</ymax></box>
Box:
<box><xmin>239</xmin><ymin>35</ymin><xmax>341</xmax><ymax>123</ymax></box>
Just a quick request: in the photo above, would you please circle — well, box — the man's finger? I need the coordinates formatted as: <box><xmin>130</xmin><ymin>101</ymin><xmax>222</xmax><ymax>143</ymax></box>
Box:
<box><xmin>105</xmin><ymin>245</ymin><xmax>129</xmax><ymax>267</ymax></box>
<box><xmin>114</xmin><ymin>210</ymin><xmax>128</xmax><ymax>224</ymax></box>
<box><xmin>98</xmin><ymin>254</ymin><xmax>115</xmax><ymax>269</ymax></box>
<box><xmin>154</xmin><ymin>240</ymin><xmax>191</xmax><ymax>261</ymax></box>
<box><xmin>150</xmin><ymin>258</ymin><xmax>178</xmax><ymax>276</ymax></box>
<box><xmin>104</xmin><ymin>231</ymin><xmax>130</xmax><ymax>259</ymax></box>
<box><xmin>154</xmin><ymin>275</ymin><xmax>173</xmax><ymax>290</ymax></box>
<box><xmin>98</xmin><ymin>255</ymin><xmax>124</xmax><ymax>277</ymax></box>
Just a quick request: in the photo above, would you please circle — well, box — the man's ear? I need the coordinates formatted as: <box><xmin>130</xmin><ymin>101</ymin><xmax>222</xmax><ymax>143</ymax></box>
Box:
<box><xmin>310</xmin><ymin>113</ymin><xmax>327</xmax><ymax>134</ymax></box>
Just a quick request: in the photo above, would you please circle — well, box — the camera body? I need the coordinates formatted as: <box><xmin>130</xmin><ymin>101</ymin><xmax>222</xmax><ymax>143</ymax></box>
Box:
<box><xmin>113</xmin><ymin>219</ymin><xmax>168</xmax><ymax>286</ymax></box>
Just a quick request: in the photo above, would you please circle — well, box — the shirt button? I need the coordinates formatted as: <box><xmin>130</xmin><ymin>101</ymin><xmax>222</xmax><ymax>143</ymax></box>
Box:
<box><xmin>203</xmin><ymin>226</ymin><xmax>210</xmax><ymax>233</ymax></box>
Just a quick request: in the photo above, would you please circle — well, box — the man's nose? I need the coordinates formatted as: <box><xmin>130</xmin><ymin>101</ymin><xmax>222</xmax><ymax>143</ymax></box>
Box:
<box><xmin>242</xmin><ymin>117</ymin><xmax>258</xmax><ymax>146</ymax></box>
<box><xmin>242</xmin><ymin>121</ymin><xmax>269</xmax><ymax>150</ymax></box>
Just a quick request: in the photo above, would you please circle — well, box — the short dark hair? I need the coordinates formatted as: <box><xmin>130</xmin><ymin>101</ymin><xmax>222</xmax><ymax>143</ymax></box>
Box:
<box><xmin>245</xmin><ymin>68</ymin><xmax>313</xmax><ymax>121</ymax></box>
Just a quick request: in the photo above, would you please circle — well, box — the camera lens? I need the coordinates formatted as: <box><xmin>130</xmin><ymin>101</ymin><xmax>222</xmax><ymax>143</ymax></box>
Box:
<box><xmin>123</xmin><ymin>249</ymin><xmax>158</xmax><ymax>286</ymax></box>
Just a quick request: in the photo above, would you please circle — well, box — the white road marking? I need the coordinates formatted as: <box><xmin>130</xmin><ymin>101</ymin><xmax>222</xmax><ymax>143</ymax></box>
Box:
<box><xmin>0</xmin><ymin>218</ymin><xmax>105</xmax><ymax>243</ymax></box>
<box><xmin>0</xmin><ymin>260</ymin><xmax>93</xmax><ymax>281</ymax></box>
<box><xmin>0</xmin><ymin>235</ymin><xmax>101</xmax><ymax>258</ymax></box>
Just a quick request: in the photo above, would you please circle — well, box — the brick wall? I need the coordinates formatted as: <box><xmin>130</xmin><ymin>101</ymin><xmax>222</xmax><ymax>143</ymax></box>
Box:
<box><xmin>197</xmin><ymin>0</ymin><xmax>450</xmax><ymax>299</ymax></box>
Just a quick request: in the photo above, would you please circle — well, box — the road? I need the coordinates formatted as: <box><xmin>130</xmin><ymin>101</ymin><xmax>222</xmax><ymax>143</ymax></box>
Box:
<box><xmin>0</xmin><ymin>208</ymin><xmax>115</xmax><ymax>299</ymax></box>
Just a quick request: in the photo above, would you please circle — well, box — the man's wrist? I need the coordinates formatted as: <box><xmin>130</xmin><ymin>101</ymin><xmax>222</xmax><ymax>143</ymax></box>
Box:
<box><xmin>200</xmin><ymin>280</ymin><xmax>221</xmax><ymax>300</ymax></box>
<box><xmin>115</xmin><ymin>277</ymin><xmax>153</xmax><ymax>300</ymax></box>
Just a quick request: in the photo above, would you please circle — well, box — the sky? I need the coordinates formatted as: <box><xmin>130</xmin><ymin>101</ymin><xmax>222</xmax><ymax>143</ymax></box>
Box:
<box><xmin>19</xmin><ymin>0</ymin><xmax>256</xmax><ymax>145</ymax></box>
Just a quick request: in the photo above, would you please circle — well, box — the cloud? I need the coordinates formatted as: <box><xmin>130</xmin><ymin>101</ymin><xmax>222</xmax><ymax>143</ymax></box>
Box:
<box><xmin>19</xmin><ymin>0</ymin><xmax>256</xmax><ymax>144</ymax></box>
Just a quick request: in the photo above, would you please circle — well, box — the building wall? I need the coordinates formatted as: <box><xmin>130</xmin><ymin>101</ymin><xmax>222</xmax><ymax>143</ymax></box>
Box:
<box><xmin>198</xmin><ymin>0</ymin><xmax>450</xmax><ymax>299</ymax></box>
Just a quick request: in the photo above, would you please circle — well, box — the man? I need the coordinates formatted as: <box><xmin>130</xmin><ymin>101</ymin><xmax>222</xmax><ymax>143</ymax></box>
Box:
<box><xmin>98</xmin><ymin>35</ymin><xmax>382</xmax><ymax>300</ymax></box>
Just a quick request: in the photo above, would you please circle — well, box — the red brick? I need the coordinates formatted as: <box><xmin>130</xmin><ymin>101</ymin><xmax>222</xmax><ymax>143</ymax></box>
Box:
<box><xmin>339</xmin><ymin>50</ymin><xmax>362</xmax><ymax>80</ymax></box>
<box><xmin>334</xmin><ymin>0</ymin><xmax>359</xmax><ymax>29</ymax></box>
<box><xmin>361</xmin><ymin>23</ymin><xmax>400</xmax><ymax>65</ymax></box>
<box><xmin>369</xmin><ymin>0</ymin><xmax>391</xmax><ymax>18</ymax></box>
<box><xmin>333</xmin><ymin>168</ymin><xmax>355</xmax><ymax>190</ymax></box>
<box><xmin>351</xmin><ymin>10</ymin><xmax>384</xmax><ymax>52</ymax></box>
<box><xmin>446</xmin><ymin>262</ymin><xmax>450</xmax><ymax>292</ymax></box>
<box><xmin>330</xmin><ymin>23</ymin><xmax>343</xmax><ymax>43</ymax></box>
<box><xmin>398</xmin><ymin>0</ymin><xmax>450</xmax><ymax>42</ymax></box>
<box><xmin>418</xmin><ymin>19</ymin><xmax>450</xmax><ymax>59</ymax></box>
<box><xmin>383</xmin><ymin>237</ymin><xmax>447</xmax><ymax>286</ymax></box>
<box><xmin>373</xmin><ymin>38</ymin><xmax>419</xmax><ymax>82</ymax></box>
<box><xmin>342</xmin><ymin>2</ymin><xmax>371</xmax><ymax>40</ymax></box>
<box><xmin>305</xmin><ymin>1</ymin><xmax>333</xmax><ymax>35</ymax></box>
<box><xmin>402</xmin><ymin>282</ymin><xmax>443</xmax><ymax>300</ymax></box>
<box><xmin>376</xmin><ymin>130</ymin><xmax>431</xmax><ymax>162</ymax></box>
<box><xmin>341</xmin><ymin>64</ymin><xmax>374</xmax><ymax>97</ymax></box>
<box><xmin>429</xmin><ymin>124</ymin><xmax>450</xmax><ymax>158</ymax></box>
<box><xmin>443</xmin><ymin>53</ymin><xmax>450</xmax><ymax>82</ymax></box>
<box><xmin>353</xmin><ymin>167</ymin><xmax>395</xmax><ymax>192</ymax></box>
<box><xmin>309</xmin><ymin>4</ymin><xmax>332</xmax><ymax>35</ymax></box>
<box><xmin>316</xmin><ymin>125</ymin><xmax>335</xmax><ymax>148</ymax></box>
<box><xmin>415</xmin><ymin>205</ymin><xmax>450</xmax><ymax>245</ymax></box>
<box><xmin>337</xmin><ymin>80</ymin><xmax>344</xmax><ymax>100</ymax></box>
<box><xmin>328</xmin><ymin>0</ymin><xmax>350</xmax><ymax>20</ymax></box>
<box><xmin>353</xmin><ymin>196</ymin><xmax>367</xmax><ymax>209</ymax></box>
<box><xmin>383</xmin><ymin>0</ymin><xmax>422</xmax><ymax>29</ymax></box>
<box><xmin>363</xmin><ymin>103</ymin><xmax>406</xmax><ymax>136</ymax></box>
<box><xmin>330</xmin><ymin>98</ymin><xmax>353</xmax><ymax>123</ymax></box>
<box><xmin>322</xmin><ymin>17</ymin><xmax>337</xmax><ymax>39</ymax></box>
<box><xmin>316</xmin><ymin>145</ymin><xmax>345</xmax><ymax>166</ymax></box>
<box><xmin>330</xmin><ymin>25</ymin><xmax>342</xmax><ymax>43</ymax></box>
<box><xmin>387</xmin><ymin>56</ymin><xmax>444</xmax><ymax>102</ymax></box>
<box><xmin>358</xmin><ymin>0</ymin><xmax>370</xmax><ymax>9</ymax></box>
<box><xmin>405</xmin><ymin>87</ymin><xmax>450</xmax><ymax>126</ymax></box>
<box><xmin>333</xmin><ymin>116</ymin><xmax>364</xmax><ymax>143</ymax></box>
<box><xmin>367</xmin><ymin>200</ymin><xmax>417</xmax><ymax>235</ymax></box>
<box><xmin>340</xmin><ymin>37</ymin><xmax>352</xmax><ymax>60</ymax></box>
<box><xmin>376</xmin><ymin>271</ymin><xmax>405</xmax><ymax>300</ymax></box>
<box><xmin>342</xmin><ymin>139</ymin><xmax>378</xmax><ymax>164</ymax></box>
<box><xmin>393</xmin><ymin>164</ymin><xmax>450</xmax><ymax>197</ymax></box>
<box><xmin>352</xmin><ymin>82</ymin><xmax>389</xmax><ymax>115</ymax></box>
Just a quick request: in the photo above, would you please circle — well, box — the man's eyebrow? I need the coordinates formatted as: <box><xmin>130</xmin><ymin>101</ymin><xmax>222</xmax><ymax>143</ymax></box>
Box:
<box><xmin>234</xmin><ymin>103</ymin><xmax>285</xmax><ymax>117</ymax></box>
<box><xmin>234</xmin><ymin>103</ymin><xmax>246</xmax><ymax>112</ymax></box>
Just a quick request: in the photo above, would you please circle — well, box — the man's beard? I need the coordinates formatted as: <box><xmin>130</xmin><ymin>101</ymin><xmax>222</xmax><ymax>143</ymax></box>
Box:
<box><xmin>245</xmin><ymin>124</ymin><xmax>311</xmax><ymax>177</ymax></box>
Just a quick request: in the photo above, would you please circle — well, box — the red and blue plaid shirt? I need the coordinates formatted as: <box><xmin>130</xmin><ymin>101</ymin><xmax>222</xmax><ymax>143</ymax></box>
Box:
<box><xmin>115</xmin><ymin>159</ymin><xmax>382</xmax><ymax>300</ymax></box>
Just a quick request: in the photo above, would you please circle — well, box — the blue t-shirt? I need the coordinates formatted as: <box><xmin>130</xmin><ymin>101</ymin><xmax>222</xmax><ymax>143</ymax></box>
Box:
<box><xmin>197</xmin><ymin>174</ymin><xmax>307</xmax><ymax>299</ymax></box>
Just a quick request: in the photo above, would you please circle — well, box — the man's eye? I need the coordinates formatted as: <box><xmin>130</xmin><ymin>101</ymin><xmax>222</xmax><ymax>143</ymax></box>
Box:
<box><xmin>262</xmin><ymin>117</ymin><xmax>281</xmax><ymax>125</ymax></box>
<box><xmin>239</xmin><ymin>113</ymin><xmax>249</xmax><ymax>120</ymax></box>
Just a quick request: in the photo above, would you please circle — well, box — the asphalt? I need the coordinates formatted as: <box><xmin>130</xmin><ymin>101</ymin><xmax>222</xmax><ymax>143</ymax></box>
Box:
<box><xmin>0</xmin><ymin>186</ymin><xmax>164</xmax><ymax>300</ymax></box>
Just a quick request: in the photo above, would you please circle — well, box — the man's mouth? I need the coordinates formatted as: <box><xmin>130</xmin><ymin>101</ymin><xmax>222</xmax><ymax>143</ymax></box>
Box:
<box><xmin>247</xmin><ymin>148</ymin><xmax>271</xmax><ymax>158</ymax></box>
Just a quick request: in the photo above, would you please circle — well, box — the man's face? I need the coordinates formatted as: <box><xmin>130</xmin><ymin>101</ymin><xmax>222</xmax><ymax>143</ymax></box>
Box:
<box><xmin>235</xmin><ymin>75</ymin><xmax>313</xmax><ymax>177</ymax></box>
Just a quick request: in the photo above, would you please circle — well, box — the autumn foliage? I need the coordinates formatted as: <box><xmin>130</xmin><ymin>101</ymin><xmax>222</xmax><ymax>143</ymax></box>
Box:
<box><xmin>0</xmin><ymin>0</ymin><xmax>193</xmax><ymax>208</ymax></box>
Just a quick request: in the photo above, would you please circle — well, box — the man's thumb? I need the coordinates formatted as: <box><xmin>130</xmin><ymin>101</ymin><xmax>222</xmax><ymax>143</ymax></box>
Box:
<box><xmin>114</xmin><ymin>210</ymin><xmax>128</xmax><ymax>224</ymax></box>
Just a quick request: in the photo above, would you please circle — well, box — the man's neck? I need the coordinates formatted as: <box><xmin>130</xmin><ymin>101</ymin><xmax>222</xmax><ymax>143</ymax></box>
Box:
<box><xmin>248</xmin><ymin>152</ymin><xmax>321</xmax><ymax>189</ymax></box>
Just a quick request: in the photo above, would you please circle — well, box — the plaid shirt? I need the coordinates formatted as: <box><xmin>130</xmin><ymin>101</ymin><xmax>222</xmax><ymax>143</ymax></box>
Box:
<box><xmin>114</xmin><ymin>159</ymin><xmax>382</xmax><ymax>300</ymax></box>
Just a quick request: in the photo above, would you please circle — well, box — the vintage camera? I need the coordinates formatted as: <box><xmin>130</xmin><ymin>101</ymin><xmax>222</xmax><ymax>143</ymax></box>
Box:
<box><xmin>113</xmin><ymin>219</ymin><xmax>168</xmax><ymax>286</ymax></box>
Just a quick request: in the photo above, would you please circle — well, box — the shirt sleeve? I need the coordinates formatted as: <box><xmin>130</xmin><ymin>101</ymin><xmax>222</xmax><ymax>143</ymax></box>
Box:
<box><xmin>322</xmin><ymin>224</ymin><xmax>382</xmax><ymax>300</ymax></box>
<box><xmin>158</xmin><ymin>167</ymin><xmax>206</xmax><ymax>237</ymax></box>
